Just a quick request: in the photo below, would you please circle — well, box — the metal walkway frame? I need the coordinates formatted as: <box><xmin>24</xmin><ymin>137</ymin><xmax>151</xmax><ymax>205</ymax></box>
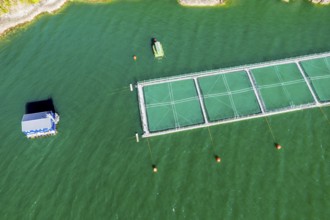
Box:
<box><xmin>137</xmin><ymin>52</ymin><xmax>330</xmax><ymax>138</ymax></box>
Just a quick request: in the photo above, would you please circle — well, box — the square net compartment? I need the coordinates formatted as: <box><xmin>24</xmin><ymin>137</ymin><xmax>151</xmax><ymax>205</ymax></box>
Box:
<box><xmin>143</xmin><ymin>79</ymin><xmax>204</xmax><ymax>132</ymax></box>
<box><xmin>300</xmin><ymin>57</ymin><xmax>330</xmax><ymax>102</ymax></box>
<box><xmin>251</xmin><ymin>63</ymin><xmax>315</xmax><ymax>112</ymax></box>
<box><xmin>198</xmin><ymin>71</ymin><xmax>261</xmax><ymax>122</ymax></box>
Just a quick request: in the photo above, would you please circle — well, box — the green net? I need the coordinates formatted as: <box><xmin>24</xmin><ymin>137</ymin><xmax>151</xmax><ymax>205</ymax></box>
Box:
<box><xmin>300</xmin><ymin>57</ymin><xmax>330</xmax><ymax>102</ymax></box>
<box><xmin>143</xmin><ymin>79</ymin><xmax>204</xmax><ymax>132</ymax></box>
<box><xmin>251</xmin><ymin>63</ymin><xmax>315</xmax><ymax>112</ymax></box>
<box><xmin>198</xmin><ymin>71</ymin><xmax>261</xmax><ymax>122</ymax></box>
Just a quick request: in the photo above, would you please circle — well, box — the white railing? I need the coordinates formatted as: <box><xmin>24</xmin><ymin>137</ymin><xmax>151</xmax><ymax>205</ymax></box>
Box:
<box><xmin>137</xmin><ymin>84</ymin><xmax>149</xmax><ymax>134</ymax></box>
<box><xmin>193</xmin><ymin>78</ymin><xmax>209</xmax><ymax>124</ymax></box>
<box><xmin>137</xmin><ymin>51</ymin><xmax>330</xmax><ymax>87</ymax></box>
<box><xmin>245</xmin><ymin>68</ymin><xmax>266</xmax><ymax>113</ymax></box>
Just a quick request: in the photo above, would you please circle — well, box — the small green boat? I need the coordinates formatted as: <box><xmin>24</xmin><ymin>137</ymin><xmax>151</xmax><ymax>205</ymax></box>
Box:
<box><xmin>152</xmin><ymin>38</ymin><xmax>164</xmax><ymax>58</ymax></box>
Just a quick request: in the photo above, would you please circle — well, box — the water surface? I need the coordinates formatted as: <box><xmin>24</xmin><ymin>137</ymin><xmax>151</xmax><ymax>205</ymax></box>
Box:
<box><xmin>0</xmin><ymin>0</ymin><xmax>330</xmax><ymax>219</ymax></box>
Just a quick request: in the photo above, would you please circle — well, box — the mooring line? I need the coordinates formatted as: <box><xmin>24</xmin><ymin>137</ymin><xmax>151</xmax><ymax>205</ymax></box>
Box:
<box><xmin>207</xmin><ymin>126</ymin><xmax>214</xmax><ymax>145</ymax></box>
<box><xmin>207</xmin><ymin>126</ymin><xmax>218</xmax><ymax>155</ymax></box>
<box><xmin>108</xmin><ymin>88</ymin><xmax>130</xmax><ymax>96</ymax></box>
<box><xmin>319</xmin><ymin>107</ymin><xmax>330</xmax><ymax>125</ymax></box>
<box><xmin>264</xmin><ymin>117</ymin><xmax>276</xmax><ymax>142</ymax></box>
<box><xmin>146</xmin><ymin>138</ymin><xmax>154</xmax><ymax>162</ymax></box>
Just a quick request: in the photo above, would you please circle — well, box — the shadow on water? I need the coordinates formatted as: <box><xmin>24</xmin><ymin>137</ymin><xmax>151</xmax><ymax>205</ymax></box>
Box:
<box><xmin>150</xmin><ymin>37</ymin><xmax>156</xmax><ymax>46</ymax></box>
<box><xmin>25</xmin><ymin>98</ymin><xmax>57</xmax><ymax>114</ymax></box>
<box><xmin>150</xmin><ymin>37</ymin><xmax>156</xmax><ymax>53</ymax></box>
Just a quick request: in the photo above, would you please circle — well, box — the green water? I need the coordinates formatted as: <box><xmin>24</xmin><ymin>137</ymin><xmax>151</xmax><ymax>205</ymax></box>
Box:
<box><xmin>1</xmin><ymin>0</ymin><xmax>330</xmax><ymax>219</ymax></box>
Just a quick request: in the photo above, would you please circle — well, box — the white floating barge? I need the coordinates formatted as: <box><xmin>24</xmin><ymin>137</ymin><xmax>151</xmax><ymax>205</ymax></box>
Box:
<box><xmin>21</xmin><ymin>111</ymin><xmax>60</xmax><ymax>138</ymax></box>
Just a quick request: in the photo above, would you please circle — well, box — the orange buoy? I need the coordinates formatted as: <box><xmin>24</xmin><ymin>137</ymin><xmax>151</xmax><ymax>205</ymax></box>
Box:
<box><xmin>133</xmin><ymin>55</ymin><xmax>137</xmax><ymax>61</ymax></box>
<box><xmin>215</xmin><ymin>156</ymin><xmax>221</xmax><ymax>163</ymax></box>
<box><xmin>275</xmin><ymin>143</ymin><xmax>282</xmax><ymax>150</ymax></box>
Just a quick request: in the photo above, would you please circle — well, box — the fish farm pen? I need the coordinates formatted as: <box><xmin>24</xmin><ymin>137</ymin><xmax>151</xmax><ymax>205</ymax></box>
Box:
<box><xmin>137</xmin><ymin>51</ymin><xmax>330</xmax><ymax>137</ymax></box>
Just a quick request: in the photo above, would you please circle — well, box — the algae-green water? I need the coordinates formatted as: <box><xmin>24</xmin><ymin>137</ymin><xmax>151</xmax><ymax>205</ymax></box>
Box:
<box><xmin>1</xmin><ymin>0</ymin><xmax>330</xmax><ymax>219</ymax></box>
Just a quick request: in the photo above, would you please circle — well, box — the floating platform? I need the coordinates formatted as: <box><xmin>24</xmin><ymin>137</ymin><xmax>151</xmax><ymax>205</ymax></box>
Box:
<box><xmin>21</xmin><ymin>111</ymin><xmax>60</xmax><ymax>138</ymax></box>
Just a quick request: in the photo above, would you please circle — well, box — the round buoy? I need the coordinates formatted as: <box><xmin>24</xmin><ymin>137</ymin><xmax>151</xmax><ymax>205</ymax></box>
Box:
<box><xmin>153</xmin><ymin>167</ymin><xmax>158</xmax><ymax>173</ymax></box>
<box><xmin>276</xmin><ymin>144</ymin><xmax>282</xmax><ymax>150</ymax></box>
<box><xmin>215</xmin><ymin>156</ymin><xmax>221</xmax><ymax>163</ymax></box>
<box><xmin>133</xmin><ymin>55</ymin><xmax>137</xmax><ymax>61</ymax></box>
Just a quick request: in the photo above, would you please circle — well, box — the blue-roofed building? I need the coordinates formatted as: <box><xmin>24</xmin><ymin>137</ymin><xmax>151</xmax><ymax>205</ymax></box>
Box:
<box><xmin>21</xmin><ymin>111</ymin><xmax>59</xmax><ymax>138</ymax></box>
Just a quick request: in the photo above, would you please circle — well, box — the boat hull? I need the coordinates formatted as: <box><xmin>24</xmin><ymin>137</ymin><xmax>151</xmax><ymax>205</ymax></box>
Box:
<box><xmin>152</xmin><ymin>41</ymin><xmax>164</xmax><ymax>58</ymax></box>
